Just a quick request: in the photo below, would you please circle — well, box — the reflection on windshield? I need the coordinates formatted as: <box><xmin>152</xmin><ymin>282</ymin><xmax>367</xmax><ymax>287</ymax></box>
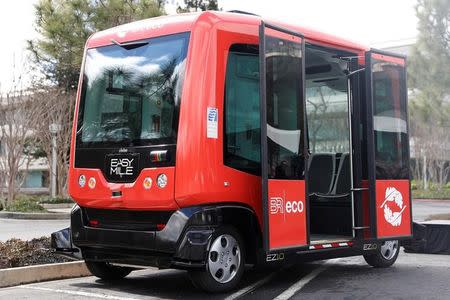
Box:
<box><xmin>78</xmin><ymin>32</ymin><xmax>189</xmax><ymax>146</ymax></box>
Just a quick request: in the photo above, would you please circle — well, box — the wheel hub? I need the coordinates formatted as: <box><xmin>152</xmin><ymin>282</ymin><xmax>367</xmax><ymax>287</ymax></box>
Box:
<box><xmin>380</xmin><ymin>240</ymin><xmax>399</xmax><ymax>260</ymax></box>
<box><xmin>207</xmin><ymin>234</ymin><xmax>241</xmax><ymax>283</ymax></box>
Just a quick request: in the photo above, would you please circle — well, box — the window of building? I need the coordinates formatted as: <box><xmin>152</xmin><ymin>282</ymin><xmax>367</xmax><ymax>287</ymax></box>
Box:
<box><xmin>22</xmin><ymin>171</ymin><xmax>44</xmax><ymax>188</ymax></box>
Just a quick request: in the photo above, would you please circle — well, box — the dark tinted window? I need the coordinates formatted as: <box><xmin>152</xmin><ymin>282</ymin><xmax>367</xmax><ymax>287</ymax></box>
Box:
<box><xmin>224</xmin><ymin>45</ymin><xmax>260</xmax><ymax>174</ymax></box>
<box><xmin>265</xmin><ymin>36</ymin><xmax>304</xmax><ymax>180</ymax></box>
<box><xmin>372</xmin><ymin>59</ymin><xmax>408</xmax><ymax>179</ymax></box>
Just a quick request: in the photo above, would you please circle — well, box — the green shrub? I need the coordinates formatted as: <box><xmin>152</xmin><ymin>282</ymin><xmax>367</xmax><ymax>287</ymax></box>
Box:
<box><xmin>5</xmin><ymin>195</ymin><xmax>46</xmax><ymax>213</ymax></box>
<box><xmin>445</xmin><ymin>182</ymin><xmax>450</xmax><ymax>190</ymax></box>
<box><xmin>38</xmin><ymin>196</ymin><xmax>74</xmax><ymax>204</ymax></box>
<box><xmin>413</xmin><ymin>189</ymin><xmax>450</xmax><ymax>200</ymax></box>
<box><xmin>411</xmin><ymin>180</ymin><xmax>417</xmax><ymax>190</ymax></box>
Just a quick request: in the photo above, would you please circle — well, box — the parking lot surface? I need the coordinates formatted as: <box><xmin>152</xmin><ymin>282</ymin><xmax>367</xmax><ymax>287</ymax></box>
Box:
<box><xmin>1</xmin><ymin>250</ymin><xmax>449</xmax><ymax>300</ymax></box>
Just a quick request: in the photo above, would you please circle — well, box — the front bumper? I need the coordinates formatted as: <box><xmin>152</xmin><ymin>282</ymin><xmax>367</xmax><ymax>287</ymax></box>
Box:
<box><xmin>52</xmin><ymin>205</ymin><xmax>217</xmax><ymax>269</ymax></box>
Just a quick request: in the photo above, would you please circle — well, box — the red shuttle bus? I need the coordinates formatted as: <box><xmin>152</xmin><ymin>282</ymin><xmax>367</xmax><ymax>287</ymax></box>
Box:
<box><xmin>52</xmin><ymin>11</ymin><xmax>413</xmax><ymax>292</ymax></box>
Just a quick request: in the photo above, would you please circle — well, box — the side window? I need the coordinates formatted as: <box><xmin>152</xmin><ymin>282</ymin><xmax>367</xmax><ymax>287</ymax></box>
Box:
<box><xmin>372</xmin><ymin>60</ymin><xmax>408</xmax><ymax>179</ymax></box>
<box><xmin>224</xmin><ymin>44</ymin><xmax>260</xmax><ymax>175</ymax></box>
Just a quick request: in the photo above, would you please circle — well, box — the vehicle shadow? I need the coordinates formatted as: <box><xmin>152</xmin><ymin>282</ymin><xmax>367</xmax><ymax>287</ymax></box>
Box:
<box><xmin>69</xmin><ymin>267</ymin><xmax>280</xmax><ymax>299</ymax></box>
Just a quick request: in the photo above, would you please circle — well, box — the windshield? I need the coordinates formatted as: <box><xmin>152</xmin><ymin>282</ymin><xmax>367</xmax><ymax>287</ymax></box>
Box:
<box><xmin>77</xmin><ymin>32</ymin><xmax>189</xmax><ymax>147</ymax></box>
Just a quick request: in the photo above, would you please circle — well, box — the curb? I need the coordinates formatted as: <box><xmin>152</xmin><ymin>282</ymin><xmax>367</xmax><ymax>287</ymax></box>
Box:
<box><xmin>41</xmin><ymin>203</ymin><xmax>74</xmax><ymax>209</ymax></box>
<box><xmin>0</xmin><ymin>261</ymin><xmax>91</xmax><ymax>288</ymax></box>
<box><xmin>0</xmin><ymin>211</ymin><xmax>70</xmax><ymax>220</ymax></box>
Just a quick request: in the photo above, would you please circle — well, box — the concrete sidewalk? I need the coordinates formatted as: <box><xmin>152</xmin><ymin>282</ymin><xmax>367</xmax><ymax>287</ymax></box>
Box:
<box><xmin>46</xmin><ymin>208</ymin><xmax>72</xmax><ymax>214</ymax></box>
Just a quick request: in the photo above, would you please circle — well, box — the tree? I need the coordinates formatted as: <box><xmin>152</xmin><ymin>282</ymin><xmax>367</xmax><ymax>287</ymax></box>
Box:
<box><xmin>31</xmin><ymin>87</ymin><xmax>76</xmax><ymax>197</ymax></box>
<box><xmin>28</xmin><ymin>0</ymin><xmax>166</xmax><ymax>90</ymax></box>
<box><xmin>26</xmin><ymin>0</ymin><xmax>166</xmax><ymax>197</ymax></box>
<box><xmin>176</xmin><ymin>0</ymin><xmax>219</xmax><ymax>13</ymax></box>
<box><xmin>0</xmin><ymin>90</ymin><xmax>43</xmax><ymax>208</ymax></box>
<box><xmin>408</xmin><ymin>0</ymin><xmax>450</xmax><ymax>189</ymax></box>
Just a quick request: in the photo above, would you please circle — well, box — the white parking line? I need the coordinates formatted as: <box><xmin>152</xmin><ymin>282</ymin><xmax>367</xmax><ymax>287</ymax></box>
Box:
<box><xmin>19</xmin><ymin>285</ymin><xmax>157</xmax><ymax>300</ymax></box>
<box><xmin>273</xmin><ymin>264</ymin><xmax>328</xmax><ymax>300</ymax></box>
<box><xmin>224</xmin><ymin>270</ymin><xmax>280</xmax><ymax>300</ymax></box>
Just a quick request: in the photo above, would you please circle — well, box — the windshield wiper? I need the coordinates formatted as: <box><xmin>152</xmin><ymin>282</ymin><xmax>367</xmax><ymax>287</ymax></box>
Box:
<box><xmin>111</xmin><ymin>39</ymin><xmax>149</xmax><ymax>50</ymax></box>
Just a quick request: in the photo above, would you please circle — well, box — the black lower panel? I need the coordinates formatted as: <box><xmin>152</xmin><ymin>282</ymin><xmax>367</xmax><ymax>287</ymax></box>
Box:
<box><xmin>83</xmin><ymin>207</ymin><xmax>174</xmax><ymax>231</ymax></box>
<box><xmin>67</xmin><ymin>205</ymin><xmax>217</xmax><ymax>269</ymax></box>
<box><xmin>404</xmin><ymin>222</ymin><xmax>450</xmax><ymax>254</ymax></box>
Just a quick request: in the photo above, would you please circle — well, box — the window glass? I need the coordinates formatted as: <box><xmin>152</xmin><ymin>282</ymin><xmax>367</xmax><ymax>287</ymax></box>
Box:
<box><xmin>224</xmin><ymin>45</ymin><xmax>260</xmax><ymax>174</ymax></box>
<box><xmin>265</xmin><ymin>36</ymin><xmax>304</xmax><ymax>180</ymax></box>
<box><xmin>306</xmin><ymin>84</ymin><xmax>349</xmax><ymax>154</ymax></box>
<box><xmin>22</xmin><ymin>171</ymin><xmax>44</xmax><ymax>188</ymax></box>
<box><xmin>304</xmin><ymin>45</ymin><xmax>352</xmax><ymax>195</ymax></box>
<box><xmin>77</xmin><ymin>32</ymin><xmax>189</xmax><ymax>148</ymax></box>
<box><xmin>372</xmin><ymin>59</ymin><xmax>408</xmax><ymax>179</ymax></box>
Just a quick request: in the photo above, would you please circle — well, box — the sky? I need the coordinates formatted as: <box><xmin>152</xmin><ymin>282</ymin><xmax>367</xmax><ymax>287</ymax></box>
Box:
<box><xmin>0</xmin><ymin>0</ymin><xmax>38</xmax><ymax>93</ymax></box>
<box><xmin>0</xmin><ymin>0</ymin><xmax>418</xmax><ymax>93</ymax></box>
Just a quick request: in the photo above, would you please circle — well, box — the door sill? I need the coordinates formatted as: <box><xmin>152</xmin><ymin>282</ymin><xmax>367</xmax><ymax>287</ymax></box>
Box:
<box><xmin>310</xmin><ymin>234</ymin><xmax>353</xmax><ymax>245</ymax></box>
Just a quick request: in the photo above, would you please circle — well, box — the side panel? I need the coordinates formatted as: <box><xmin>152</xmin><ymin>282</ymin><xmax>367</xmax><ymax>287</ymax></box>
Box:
<box><xmin>174</xmin><ymin>13</ymin><xmax>263</xmax><ymax>216</ymax></box>
<box><xmin>376</xmin><ymin>180</ymin><xmax>411</xmax><ymax>237</ymax></box>
<box><xmin>268</xmin><ymin>180</ymin><xmax>307</xmax><ymax>249</ymax></box>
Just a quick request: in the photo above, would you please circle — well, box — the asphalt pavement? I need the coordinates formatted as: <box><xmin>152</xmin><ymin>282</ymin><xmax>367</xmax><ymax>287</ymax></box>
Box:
<box><xmin>412</xmin><ymin>199</ymin><xmax>450</xmax><ymax>221</ymax></box>
<box><xmin>0</xmin><ymin>218</ymin><xmax>69</xmax><ymax>242</ymax></box>
<box><xmin>1</xmin><ymin>251</ymin><xmax>449</xmax><ymax>299</ymax></box>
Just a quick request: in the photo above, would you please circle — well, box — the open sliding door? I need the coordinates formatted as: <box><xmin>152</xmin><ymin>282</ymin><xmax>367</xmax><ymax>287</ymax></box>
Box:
<box><xmin>365</xmin><ymin>49</ymin><xmax>413</xmax><ymax>240</ymax></box>
<box><xmin>259</xmin><ymin>22</ymin><xmax>308</xmax><ymax>253</ymax></box>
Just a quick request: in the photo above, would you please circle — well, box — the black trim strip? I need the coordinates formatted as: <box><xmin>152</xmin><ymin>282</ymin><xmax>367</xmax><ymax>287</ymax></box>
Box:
<box><xmin>369</xmin><ymin>48</ymin><xmax>407</xmax><ymax>59</ymax></box>
<box><xmin>259</xmin><ymin>21</ymin><xmax>269</xmax><ymax>253</ymax></box>
<box><xmin>365</xmin><ymin>51</ymin><xmax>378</xmax><ymax>238</ymax></box>
<box><xmin>263</xmin><ymin>22</ymin><xmax>305</xmax><ymax>39</ymax></box>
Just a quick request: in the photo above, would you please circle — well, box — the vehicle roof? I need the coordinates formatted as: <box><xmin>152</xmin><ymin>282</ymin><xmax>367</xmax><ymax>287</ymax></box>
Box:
<box><xmin>87</xmin><ymin>11</ymin><xmax>369</xmax><ymax>53</ymax></box>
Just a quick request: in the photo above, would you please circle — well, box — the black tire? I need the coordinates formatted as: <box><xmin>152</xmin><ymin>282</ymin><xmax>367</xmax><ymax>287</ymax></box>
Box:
<box><xmin>189</xmin><ymin>226</ymin><xmax>245</xmax><ymax>293</ymax></box>
<box><xmin>363</xmin><ymin>240</ymin><xmax>400</xmax><ymax>268</ymax></box>
<box><xmin>85</xmin><ymin>261</ymin><xmax>132</xmax><ymax>280</ymax></box>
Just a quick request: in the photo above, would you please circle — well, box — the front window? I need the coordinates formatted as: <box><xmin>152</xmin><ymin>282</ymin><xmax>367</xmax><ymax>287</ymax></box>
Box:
<box><xmin>77</xmin><ymin>32</ymin><xmax>189</xmax><ymax>147</ymax></box>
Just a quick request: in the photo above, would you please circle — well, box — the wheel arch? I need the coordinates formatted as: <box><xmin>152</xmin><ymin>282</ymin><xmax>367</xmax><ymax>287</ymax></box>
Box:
<box><xmin>175</xmin><ymin>204</ymin><xmax>263</xmax><ymax>265</ymax></box>
<box><xmin>218</xmin><ymin>205</ymin><xmax>262</xmax><ymax>264</ymax></box>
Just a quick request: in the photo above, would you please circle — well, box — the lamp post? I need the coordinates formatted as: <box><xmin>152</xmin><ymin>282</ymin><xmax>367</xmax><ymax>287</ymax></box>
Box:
<box><xmin>49</xmin><ymin>123</ymin><xmax>62</xmax><ymax>198</ymax></box>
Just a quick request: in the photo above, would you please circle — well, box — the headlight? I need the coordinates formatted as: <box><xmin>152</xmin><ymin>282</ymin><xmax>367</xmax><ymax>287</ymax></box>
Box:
<box><xmin>88</xmin><ymin>177</ymin><xmax>96</xmax><ymax>189</ymax></box>
<box><xmin>157</xmin><ymin>174</ymin><xmax>168</xmax><ymax>188</ymax></box>
<box><xmin>78</xmin><ymin>175</ymin><xmax>86</xmax><ymax>187</ymax></box>
<box><xmin>143</xmin><ymin>177</ymin><xmax>153</xmax><ymax>190</ymax></box>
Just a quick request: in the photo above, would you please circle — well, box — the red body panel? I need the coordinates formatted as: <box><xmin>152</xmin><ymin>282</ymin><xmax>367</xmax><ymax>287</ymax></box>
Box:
<box><xmin>375</xmin><ymin>180</ymin><xmax>411</xmax><ymax>238</ymax></box>
<box><xmin>267</xmin><ymin>180</ymin><xmax>307</xmax><ymax>249</ymax></box>
<box><xmin>69</xmin><ymin>11</ymin><xmax>370</xmax><ymax>231</ymax></box>
<box><xmin>69</xmin><ymin>167</ymin><xmax>177</xmax><ymax>210</ymax></box>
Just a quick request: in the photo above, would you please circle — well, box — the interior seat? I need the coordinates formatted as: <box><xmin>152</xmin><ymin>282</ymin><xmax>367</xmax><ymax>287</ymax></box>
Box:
<box><xmin>307</xmin><ymin>153</ymin><xmax>336</xmax><ymax>195</ymax></box>
<box><xmin>330</xmin><ymin>153</ymin><xmax>351</xmax><ymax>196</ymax></box>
